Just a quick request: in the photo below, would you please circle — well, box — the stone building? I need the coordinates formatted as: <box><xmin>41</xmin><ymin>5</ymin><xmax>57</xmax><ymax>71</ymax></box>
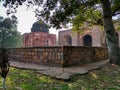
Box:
<box><xmin>58</xmin><ymin>26</ymin><xmax>107</xmax><ymax>47</ymax></box>
<box><xmin>23</xmin><ymin>20</ymin><xmax>56</xmax><ymax>47</ymax></box>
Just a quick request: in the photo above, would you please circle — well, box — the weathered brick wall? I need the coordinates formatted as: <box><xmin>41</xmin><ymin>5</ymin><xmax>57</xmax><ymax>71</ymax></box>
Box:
<box><xmin>0</xmin><ymin>47</ymin><xmax>109</xmax><ymax>67</ymax></box>
<box><xmin>63</xmin><ymin>46</ymin><xmax>108</xmax><ymax>66</ymax></box>
<box><xmin>7</xmin><ymin>47</ymin><xmax>63</xmax><ymax>67</ymax></box>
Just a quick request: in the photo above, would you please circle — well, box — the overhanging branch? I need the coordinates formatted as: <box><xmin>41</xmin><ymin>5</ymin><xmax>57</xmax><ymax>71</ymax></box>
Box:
<box><xmin>112</xmin><ymin>6</ymin><xmax>120</xmax><ymax>16</ymax></box>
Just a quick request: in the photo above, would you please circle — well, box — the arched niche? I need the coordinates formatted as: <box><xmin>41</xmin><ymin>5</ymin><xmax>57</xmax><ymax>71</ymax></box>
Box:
<box><xmin>63</xmin><ymin>35</ymin><xmax>72</xmax><ymax>46</ymax></box>
<box><xmin>83</xmin><ymin>34</ymin><xmax>92</xmax><ymax>46</ymax></box>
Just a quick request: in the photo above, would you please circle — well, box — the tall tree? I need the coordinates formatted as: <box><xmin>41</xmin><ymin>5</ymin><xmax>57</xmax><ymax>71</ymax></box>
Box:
<box><xmin>101</xmin><ymin>0</ymin><xmax>120</xmax><ymax>64</ymax></box>
<box><xmin>0</xmin><ymin>16</ymin><xmax>22</xmax><ymax>48</ymax></box>
<box><xmin>0</xmin><ymin>16</ymin><xmax>22</xmax><ymax>90</ymax></box>
<box><xmin>3</xmin><ymin>0</ymin><xmax>120</xmax><ymax>65</ymax></box>
<box><xmin>0</xmin><ymin>48</ymin><xmax>9</xmax><ymax>90</ymax></box>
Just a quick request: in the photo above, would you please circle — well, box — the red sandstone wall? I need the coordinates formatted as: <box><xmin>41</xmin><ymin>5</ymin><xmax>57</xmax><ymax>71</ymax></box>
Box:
<box><xmin>23</xmin><ymin>32</ymin><xmax>56</xmax><ymax>47</ymax></box>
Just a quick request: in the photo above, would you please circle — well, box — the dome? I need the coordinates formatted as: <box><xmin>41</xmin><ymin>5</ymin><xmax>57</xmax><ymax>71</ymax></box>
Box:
<box><xmin>31</xmin><ymin>20</ymin><xmax>49</xmax><ymax>33</ymax></box>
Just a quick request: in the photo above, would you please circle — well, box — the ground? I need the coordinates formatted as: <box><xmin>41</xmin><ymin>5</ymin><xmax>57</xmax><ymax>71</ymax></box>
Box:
<box><xmin>10</xmin><ymin>60</ymin><xmax>108</xmax><ymax>80</ymax></box>
<box><xmin>0</xmin><ymin>63</ymin><xmax>120</xmax><ymax>90</ymax></box>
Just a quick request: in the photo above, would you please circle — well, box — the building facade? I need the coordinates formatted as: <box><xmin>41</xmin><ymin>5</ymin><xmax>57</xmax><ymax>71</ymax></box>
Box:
<box><xmin>58</xmin><ymin>26</ymin><xmax>107</xmax><ymax>47</ymax></box>
<box><xmin>23</xmin><ymin>20</ymin><xmax>56</xmax><ymax>47</ymax></box>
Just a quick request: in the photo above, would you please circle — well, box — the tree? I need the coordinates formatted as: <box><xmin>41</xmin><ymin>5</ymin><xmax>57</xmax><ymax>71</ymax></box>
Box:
<box><xmin>0</xmin><ymin>16</ymin><xmax>22</xmax><ymax>90</ymax></box>
<box><xmin>2</xmin><ymin>0</ymin><xmax>120</xmax><ymax>65</ymax></box>
<box><xmin>0</xmin><ymin>16</ymin><xmax>22</xmax><ymax>48</ymax></box>
<box><xmin>0</xmin><ymin>48</ymin><xmax>9</xmax><ymax>90</ymax></box>
<box><xmin>101</xmin><ymin>0</ymin><xmax>120</xmax><ymax>65</ymax></box>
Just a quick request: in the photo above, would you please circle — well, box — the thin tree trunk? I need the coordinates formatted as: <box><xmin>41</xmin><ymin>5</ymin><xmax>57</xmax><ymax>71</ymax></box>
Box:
<box><xmin>2</xmin><ymin>78</ymin><xmax>6</xmax><ymax>90</ymax></box>
<box><xmin>101</xmin><ymin>0</ymin><xmax>120</xmax><ymax>65</ymax></box>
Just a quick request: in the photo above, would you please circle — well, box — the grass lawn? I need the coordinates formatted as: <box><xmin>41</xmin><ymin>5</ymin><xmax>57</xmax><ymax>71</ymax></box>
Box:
<box><xmin>0</xmin><ymin>63</ymin><xmax>120</xmax><ymax>90</ymax></box>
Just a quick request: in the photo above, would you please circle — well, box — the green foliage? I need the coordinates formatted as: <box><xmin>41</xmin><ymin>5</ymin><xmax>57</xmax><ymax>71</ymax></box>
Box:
<box><xmin>3</xmin><ymin>0</ymin><xmax>120</xmax><ymax>30</ymax></box>
<box><xmin>72</xmin><ymin>8</ymin><xmax>102</xmax><ymax>32</ymax></box>
<box><xmin>111</xmin><ymin>0</ymin><xmax>120</xmax><ymax>16</ymax></box>
<box><xmin>3</xmin><ymin>0</ymin><xmax>120</xmax><ymax>29</ymax></box>
<box><xmin>113</xmin><ymin>20</ymin><xmax>120</xmax><ymax>31</ymax></box>
<box><xmin>0</xmin><ymin>16</ymin><xmax>22</xmax><ymax>48</ymax></box>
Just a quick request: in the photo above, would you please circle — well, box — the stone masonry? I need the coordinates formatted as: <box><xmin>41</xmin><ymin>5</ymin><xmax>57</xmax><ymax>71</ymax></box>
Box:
<box><xmin>1</xmin><ymin>46</ymin><xmax>109</xmax><ymax>67</ymax></box>
<box><xmin>58</xmin><ymin>26</ymin><xmax>106</xmax><ymax>47</ymax></box>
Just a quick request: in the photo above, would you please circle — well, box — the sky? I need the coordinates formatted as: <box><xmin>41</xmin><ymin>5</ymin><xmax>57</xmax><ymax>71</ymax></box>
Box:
<box><xmin>0</xmin><ymin>1</ymin><xmax>58</xmax><ymax>35</ymax></box>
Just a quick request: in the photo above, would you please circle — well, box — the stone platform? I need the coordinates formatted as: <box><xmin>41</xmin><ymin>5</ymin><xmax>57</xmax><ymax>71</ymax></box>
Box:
<box><xmin>10</xmin><ymin>60</ymin><xmax>109</xmax><ymax>80</ymax></box>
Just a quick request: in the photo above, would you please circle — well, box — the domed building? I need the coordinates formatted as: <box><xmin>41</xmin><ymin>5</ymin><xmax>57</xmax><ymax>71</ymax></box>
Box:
<box><xmin>23</xmin><ymin>20</ymin><xmax>56</xmax><ymax>47</ymax></box>
<box><xmin>31</xmin><ymin>20</ymin><xmax>49</xmax><ymax>33</ymax></box>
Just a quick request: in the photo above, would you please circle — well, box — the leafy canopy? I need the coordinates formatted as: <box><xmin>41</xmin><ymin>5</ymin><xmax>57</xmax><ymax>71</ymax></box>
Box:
<box><xmin>2</xmin><ymin>0</ymin><xmax>120</xmax><ymax>29</ymax></box>
<box><xmin>0</xmin><ymin>16</ymin><xmax>22</xmax><ymax>48</ymax></box>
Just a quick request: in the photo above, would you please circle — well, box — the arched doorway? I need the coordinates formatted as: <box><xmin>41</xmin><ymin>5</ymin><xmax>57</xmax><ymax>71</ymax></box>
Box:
<box><xmin>83</xmin><ymin>34</ymin><xmax>92</xmax><ymax>46</ymax></box>
<box><xmin>63</xmin><ymin>35</ymin><xmax>72</xmax><ymax>46</ymax></box>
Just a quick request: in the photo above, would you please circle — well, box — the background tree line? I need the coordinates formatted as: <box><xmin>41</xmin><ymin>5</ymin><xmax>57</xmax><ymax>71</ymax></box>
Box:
<box><xmin>0</xmin><ymin>15</ymin><xmax>22</xmax><ymax>48</ymax></box>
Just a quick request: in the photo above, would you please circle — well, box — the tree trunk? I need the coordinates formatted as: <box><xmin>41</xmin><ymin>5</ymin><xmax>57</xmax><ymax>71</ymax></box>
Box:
<box><xmin>101</xmin><ymin>0</ymin><xmax>120</xmax><ymax>65</ymax></box>
<box><xmin>2</xmin><ymin>78</ymin><xmax>6</xmax><ymax>90</ymax></box>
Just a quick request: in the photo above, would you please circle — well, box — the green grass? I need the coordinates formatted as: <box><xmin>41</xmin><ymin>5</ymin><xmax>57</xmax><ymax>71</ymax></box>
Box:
<box><xmin>0</xmin><ymin>63</ymin><xmax>120</xmax><ymax>90</ymax></box>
